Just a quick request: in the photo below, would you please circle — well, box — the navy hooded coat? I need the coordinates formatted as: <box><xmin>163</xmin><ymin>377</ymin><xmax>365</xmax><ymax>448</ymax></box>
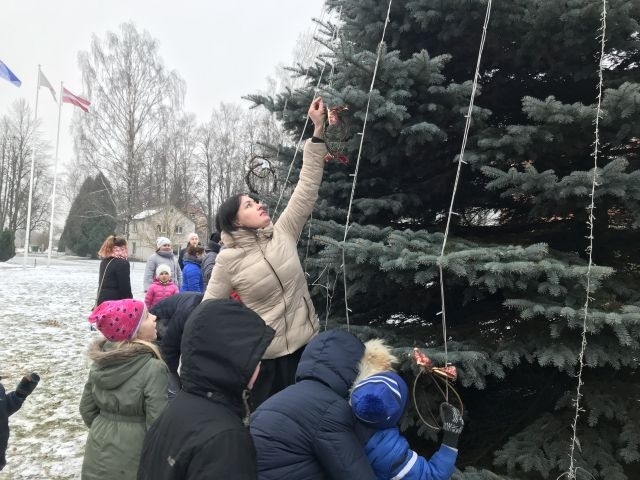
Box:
<box><xmin>249</xmin><ymin>329</ymin><xmax>376</xmax><ymax>480</ymax></box>
<box><xmin>149</xmin><ymin>293</ymin><xmax>203</xmax><ymax>374</ymax></box>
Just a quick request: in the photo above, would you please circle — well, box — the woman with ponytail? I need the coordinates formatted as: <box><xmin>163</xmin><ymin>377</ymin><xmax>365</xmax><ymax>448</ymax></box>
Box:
<box><xmin>96</xmin><ymin>234</ymin><xmax>133</xmax><ymax>306</ymax></box>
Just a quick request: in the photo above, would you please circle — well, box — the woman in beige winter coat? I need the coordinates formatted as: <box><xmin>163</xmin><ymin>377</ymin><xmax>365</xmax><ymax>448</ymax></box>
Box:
<box><xmin>202</xmin><ymin>97</ymin><xmax>328</xmax><ymax>408</ymax></box>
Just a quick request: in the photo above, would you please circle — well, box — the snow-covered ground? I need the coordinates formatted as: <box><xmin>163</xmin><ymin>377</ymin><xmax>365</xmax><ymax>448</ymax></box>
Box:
<box><xmin>1</xmin><ymin>255</ymin><xmax>146</xmax><ymax>479</ymax></box>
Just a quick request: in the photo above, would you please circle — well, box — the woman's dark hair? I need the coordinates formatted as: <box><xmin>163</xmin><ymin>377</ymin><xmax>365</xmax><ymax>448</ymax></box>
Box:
<box><xmin>216</xmin><ymin>193</ymin><xmax>261</xmax><ymax>234</ymax></box>
<box><xmin>209</xmin><ymin>231</ymin><xmax>221</xmax><ymax>243</ymax></box>
<box><xmin>186</xmin><ymin>244</ymin><xmax>205</xmax><ymax>256</ymax></box>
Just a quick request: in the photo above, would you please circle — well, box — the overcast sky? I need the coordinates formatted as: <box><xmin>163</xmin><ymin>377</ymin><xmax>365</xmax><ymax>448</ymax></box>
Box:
<box><xmin>0</xmin><ymin>0</ymin><xmax>325</xmax><ymax>166</ymax></box>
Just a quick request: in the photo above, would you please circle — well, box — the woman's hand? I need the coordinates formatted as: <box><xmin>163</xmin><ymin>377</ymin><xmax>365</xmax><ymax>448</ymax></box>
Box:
<box><xmin>308</xmin><ymin>97</ymin><xmax>326</xmax><ymax>139</ymax></box>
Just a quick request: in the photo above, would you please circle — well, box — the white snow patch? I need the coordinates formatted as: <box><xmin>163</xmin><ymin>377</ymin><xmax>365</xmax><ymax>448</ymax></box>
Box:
<box><xmin>0</xmin><ymin>255</ymin><xmax>146</xmax><ymax>479</ymax></box>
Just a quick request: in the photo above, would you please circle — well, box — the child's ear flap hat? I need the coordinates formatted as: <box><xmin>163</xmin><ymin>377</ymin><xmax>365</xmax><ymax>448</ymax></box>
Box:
<box><xmin>350</xmin><ymin>371</ymin><xmax>409</xmax><ymax>429</ymax></box>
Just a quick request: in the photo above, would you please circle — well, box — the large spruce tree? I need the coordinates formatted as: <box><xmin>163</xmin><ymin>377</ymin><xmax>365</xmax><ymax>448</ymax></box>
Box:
<box><xmin>59</xmin><ymin>173</ymin><xmax>116</xmax><ymax>258</ymax></box>
<box><xmin>249</xmin><ymin>0</ymin><xmax>640</xmax><ymax>478</ymax></box>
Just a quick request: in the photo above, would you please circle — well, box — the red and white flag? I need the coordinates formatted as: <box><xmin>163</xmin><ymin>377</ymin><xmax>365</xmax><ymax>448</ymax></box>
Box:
<box><xmin>62</xmin><ymin>87</ymin><xmax>90</xmax><ymax>112</ymax></box>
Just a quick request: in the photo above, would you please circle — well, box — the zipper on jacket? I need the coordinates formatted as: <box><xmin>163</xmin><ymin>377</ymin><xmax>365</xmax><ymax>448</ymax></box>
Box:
<box><xmin>258</xmin><ymin>245</ymin><xmax>291</xmax><ymax>353</ymax></box>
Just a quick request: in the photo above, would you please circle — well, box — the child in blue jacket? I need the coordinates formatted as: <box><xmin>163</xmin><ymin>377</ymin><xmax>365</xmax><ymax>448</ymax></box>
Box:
<box><xmin>350</xmin><ymin>340</ymin><xmax>463</xmax><ymax>480</ymax></box>
<box><xmin>180</xmin><ymin>245</ymin><xmax>205</xmax><ymax>293</ymax></box>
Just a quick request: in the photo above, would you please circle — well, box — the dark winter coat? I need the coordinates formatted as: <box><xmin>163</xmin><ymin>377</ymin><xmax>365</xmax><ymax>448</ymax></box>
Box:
<box><xmin>249</xmin><ymin>329</ymin><xmax>376</xmax><ymax>480</ymax></box>
<box><xmin>79</xmin><ymin>340</ymin><xmax>168</xmax><ymax>480</ymax></box>
<box><xmin>149</xmin><ymin>293</ymin><xmax>203</xmax><ymax>374</ymax></box>
<box><xmin>180</xmin><ymin>257</ymin><xmax>204</xmax><ymax>293</ymax></box>
<box><xmin>138</xmin><ymin>299</ymin><xmax>275</xmax><ymax>480</ymax></box>
<box><xmin>201</xmin><ymin>241</ymin><xmax>220</xmax><ymax>286</ymax></box>
<box><xmin>97</xmin><ymin>257</ymin><xmax>133</xmax><ymax>305</ymax></box>
<box><xmin>0</xmin><ymin>382</ymin><xmax>24</xmax><ymax>471</ymax></box>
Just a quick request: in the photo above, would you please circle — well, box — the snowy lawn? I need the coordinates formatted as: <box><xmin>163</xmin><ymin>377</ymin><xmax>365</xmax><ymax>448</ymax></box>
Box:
<box><xmin>1</xmin><ymin>255</ymin><xmax>146</xmax><ymax>479</ymax></box>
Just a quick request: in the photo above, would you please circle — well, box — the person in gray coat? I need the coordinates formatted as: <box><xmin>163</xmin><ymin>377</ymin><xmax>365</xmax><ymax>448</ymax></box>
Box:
<box><xmin>143</xmin><ymin>236</ymin><xmax>182</xmax><ymax>291</ymax></box>
<box><xmin>201</xmin><ymin>232</ymin><xmax>221</xmax><ymax>286</ymax></box>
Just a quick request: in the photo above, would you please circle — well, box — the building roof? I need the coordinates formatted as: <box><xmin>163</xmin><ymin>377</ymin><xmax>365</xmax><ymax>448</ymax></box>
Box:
<box><xmin>132</xmin><ymin>208</ymin><xmax>162</xmax><ymax>220</ymax></box>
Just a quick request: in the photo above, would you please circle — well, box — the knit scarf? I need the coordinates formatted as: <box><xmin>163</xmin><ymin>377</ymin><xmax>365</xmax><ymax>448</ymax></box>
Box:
<box><xmin>111</xmin><ymin>246</ymin><xmax>128</xmax><ymax>260</ymax></box>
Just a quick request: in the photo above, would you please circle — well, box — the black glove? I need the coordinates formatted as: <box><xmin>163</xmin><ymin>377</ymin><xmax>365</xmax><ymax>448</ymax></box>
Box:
<box><xmin>15</xmin><ymin>373</ymin><xmax>40</xmax><ymax>399</ymax></box>
<box><xmin>440</xmin><ymin>402</ymin><xmax>464</xmax><ymax>449</ymax></box>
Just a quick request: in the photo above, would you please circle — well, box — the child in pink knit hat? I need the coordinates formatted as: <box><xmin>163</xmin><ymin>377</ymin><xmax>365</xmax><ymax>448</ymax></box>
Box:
<box><xmin>89</xmin><ymin>298</ymin><xmax>152</xmax><ymax>341</ymax></box>
<box><xmin>81</xmin><ymin>299</ymin><xmax>168</xmax><ymax>478</ymax></box>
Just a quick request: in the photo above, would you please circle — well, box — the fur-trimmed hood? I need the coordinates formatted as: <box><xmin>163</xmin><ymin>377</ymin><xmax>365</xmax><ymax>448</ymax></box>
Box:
<box><xmin>353</xmin><ymin>338</ymin><xmax>399</xmax><ymax>386</ymax></box>
<box><xmin>88</xmin><ymin>338</ymin><xmax>162</xmax><ymax>391</ymax></box>
<box><xmin>88</xmin><ymin>338</ymin><xmax>159</xmax><ymax>365</ymax></box>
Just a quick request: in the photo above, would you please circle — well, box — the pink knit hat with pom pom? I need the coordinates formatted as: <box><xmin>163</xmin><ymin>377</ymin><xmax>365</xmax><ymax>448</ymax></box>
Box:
<box><xmin>89</xmin><ymin>299</ymin><xmax>146</xmax><ymax>341</ymax></box>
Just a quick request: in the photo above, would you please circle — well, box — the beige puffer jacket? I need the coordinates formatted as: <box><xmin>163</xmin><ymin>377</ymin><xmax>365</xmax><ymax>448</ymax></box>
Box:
<box><xmin>203</xmin><ymin>139</ymin><xmax>327</xmax><ymax>359</ymax></box>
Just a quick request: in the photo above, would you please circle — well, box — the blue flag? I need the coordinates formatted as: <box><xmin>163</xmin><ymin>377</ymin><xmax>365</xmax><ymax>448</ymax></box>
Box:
<box><xmin>0</xmin><ymin>59</ymin><xmax>21</xmax><ymax>87</ymax></box>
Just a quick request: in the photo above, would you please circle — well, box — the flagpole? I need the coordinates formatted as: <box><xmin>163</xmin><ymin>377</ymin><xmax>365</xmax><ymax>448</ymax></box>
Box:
<box><xmin>23</xmin><ymin>65</ymin><xmax>42</xmax><ymax>267</ymax></box>
<box><xmin>47</xmin><ymin>81</ymin><xmax>63</xmax><ymax>267</ymax></box>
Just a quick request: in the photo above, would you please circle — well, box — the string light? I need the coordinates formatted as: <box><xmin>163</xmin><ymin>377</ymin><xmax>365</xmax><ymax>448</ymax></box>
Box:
<box><xmin>565</xmin><ymin>1</ymin><xmax>607</xmax><ymax>478</ymax></box>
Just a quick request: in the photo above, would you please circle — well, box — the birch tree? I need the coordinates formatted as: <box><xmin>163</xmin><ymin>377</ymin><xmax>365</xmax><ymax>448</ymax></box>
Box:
<box><xmin>0</xmin><ymin>99</ymin><xmax>50</xmax><ymax>235</ymax></box>
<box><xmin>197</xmin><ymin>103</ymin><xmax>248</xmax><ymax>233</ymax></box>
<box><xmin>75</xmin><ymin>22</ymin><xmax>185</xmax><ymax>231</ymax></box>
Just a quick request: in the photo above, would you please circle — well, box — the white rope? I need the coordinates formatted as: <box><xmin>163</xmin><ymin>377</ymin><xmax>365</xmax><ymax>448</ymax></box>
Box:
<box><xmin>284</xmin><ymin>8</ymin><xmax>345</xmax><ymax>329</ymax></box>
<box><xmin>341</xmin><ymin>0</ymin><xmax>394</xmax><ymax>331</ymax></box>
<box><xmin>566</xmin><ymin>1</ymin><xmax>607</xmax><ymax>478</ymax></box>
<box><xmin>307</xmin><ymin>8</ymin><xmax>343</xmax><ymax>328</ymax></box>
<box><xmin>271</xmin><ymin>7</ymin><xmax>324</xmax><ymax>172</ymax></box>
<box><xmin>273</xmin><ymin>6</ymin><xmax>338</xmax><ymax>217</ymax></box>
<box><xmin>437</xmin><ymin>0</ymin><xmax>492</xmax><ymax>370</ymax></box>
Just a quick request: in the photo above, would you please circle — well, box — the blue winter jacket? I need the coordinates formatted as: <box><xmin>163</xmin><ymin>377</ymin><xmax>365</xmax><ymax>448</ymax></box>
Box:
<box><xmin>364</xmin><ymin>427</ymin><xmax>457</xmax><ymax>480</ymax></box>
<box><xmin>180</xmin><ymin>260</ymin><xmax>203</xmax><ymax>293</ymax></box>
<box><xmin>250</xmin><ymin>329</ymin><xmax>376</xmax><ymax>480</ymax></box>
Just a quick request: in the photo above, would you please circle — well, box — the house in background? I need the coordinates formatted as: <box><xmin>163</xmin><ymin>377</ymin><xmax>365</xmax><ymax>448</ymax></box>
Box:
<box><xmin>127</xmin><ymin>206</ymin><xmax>195</xmax><ymax>261</ymax></box>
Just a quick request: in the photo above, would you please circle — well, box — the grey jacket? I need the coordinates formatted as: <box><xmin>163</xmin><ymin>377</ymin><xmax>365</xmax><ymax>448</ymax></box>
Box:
<box><xmin>143</xmin><ymin>251</ymin><xmax>182</xmax><ymax>291</ymax></box>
